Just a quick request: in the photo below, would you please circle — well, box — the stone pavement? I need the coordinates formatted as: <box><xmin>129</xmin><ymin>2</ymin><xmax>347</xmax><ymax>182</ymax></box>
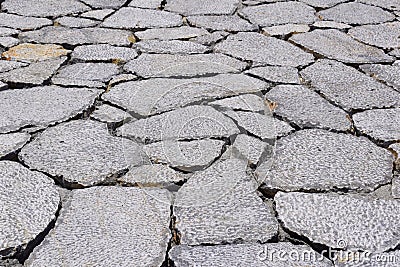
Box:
<box><xmin>0</xmin><ymin>0</ymin><xmax>400</xmax><ymax>266</ymax></box>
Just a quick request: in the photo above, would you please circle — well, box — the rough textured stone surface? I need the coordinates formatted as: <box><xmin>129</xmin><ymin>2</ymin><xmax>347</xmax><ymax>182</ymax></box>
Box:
<box><xmin>231</xmin><ymin>134</ymin><xmax>270</xmax><ymax>166</ymax></box>
<box><xmin>215</xmin><ymin>32</ymin><xmax>314</xmax><ymax>67</ymax></box>
<box><xmin>300</xmin><ymin>59</ymin><xmax>400</xmax><ymax>111</ymax></box>
<box><xmin>257</xmin><ymin>129</ymin><xmax>393</xmax><ymax>192</ymax></box>
<box><xmin>174</xmin><ymin>159</ymin><xmax>278</xmax><ymax>245</ymax></box>
<box><xmin>56</xmin><ymin>16</ymin><xmax>98</xmax><ymax>28</ymax></box>
<box><xmin>0</xmin><ymin>161</ymin><xmax>59</xmax><ymax>257</ymax></box>
<box><xmin>25</xmin><ymin>187</ymin><xmax>171</xmax><ymax>267</ymax></box>
<box><xmin>246</xmin><ymin>66</ymin><xmax>300</xmax><ymax>84</ymax></box>
<box><xmin>187</xmin><ymin>15</ymin><xmax>257</xmax><ymax>31</ymax></box>
<box><xmin>0</xmin><ymin>60</ymin><xmax>27</xmax><ymax>73</ymax></box>
<box><xmin>0</xmin><ymin>37</ymin><xmax>18</xmax><ymax>48</ymax></box>
<box><xmin>359</xmin><ymin>0</ymin><xmax>400</xmax><ymax>10</ymax></box>
<box><xmin>0</xmin><ymin>13</ymin><xmax>51</xmax><ymax>30</ymax></box>
<box><xmin>0</xmin><ymin>27</ymin><xmax>19</xmax><ymax>37</ymax></box>
<box><xmin>80</xmin><ymin>9</ymin><xmax>114</xmax><ymax>20</ymax></box>
<box><xmin>263</xmin><ymin>24</ymin><xmax>310</xmax><ymax>36</ymax></box>
<box><xmin>349</xmin><ymin>22</ymin><xmax>400</xmax><ymax>49</ymax></box>
<box><xmin>276</xmin><ymin>192</ymin><xmax>400</xmax><ymax>252</ymax></box>
<box><xmin>118</xmin><ymin>164</ymin><xmax>185</xmax><ymax>186</ymax></box>
<box><xmin>134</xmin><ymin>40</ymin><xmax>209</xmax><ymax>54</ymax></box>
<box><xmin>20</xmin><ymin>120</ymin><xmax>146</xmax><ymax>186</ymax></box>
<box><xmin>129</xmin><ymin>0</ymin><xmax>162</xmax><ymax>9</ymax></box>
<box><xmin>266</xmin><ymin>85</ymin><xmax>351</xmax><ymax>131</ymax></box>
<box><xmin>353</xmin><ymin>108</ymin><xmax>400</xmax><ymax>142</ymax></box>
<box><xmin>3</xmin><ymin>44</ymin><xmax>70</xmax><ymax>62</ymax></box>
<box><xmin>312</xmin><ymin>21</ymin><xmax>351</xmax><ymax>29</ymax></box>
<box><xmin>91</xmin><ymin>104</ymin><xmax>132</xmax><ymax>123</ymax></box>
<box><xmin>0</xmin><ymin>132</ymin><xmax>30</xmax><ymax>158</ymax></box>
<box><xmin>361</xmin><ymin>63</ymin><xmax>400</xmax><ymax>92</ymax></box>
<box><xmin>299</xmin><ymin>0</ymin><xmax>347</xmax><ymax>8</ymax></box>
<box><xmin>0</xmin><ymin>259</ymin><xmax>22</xmax><ymax>266</ymax></box>
<box><xmin>135</xmin><ymin>26</ymin><xmax>208</xmax><ymax>40</ymax></box>
<box><xmin>72</xmin><ymin>44</ymin><xmax>137</xmax><ymax>62</ymax></box>
<box><xmin>393</xmin><ymin>175</ymin><xmax>400</xmax><ymax>198</ymax></box>
<box><xmin>290</xmin><ymin>29</ymin><xmax>393</xmax><ymax>64</ymax></box>
<box><xmin>81</xmin><ymin>0</ymin><xmax>125</xmax><ymax>8</ymax></box>
<box><xmin>165</xmin><ymin>0</ymin><xmax>239</xmax><ymax>15</ymax></box>
<box><xmin>191</xmin><ymin>31</ymin><xmax>229</xmax><ymax>45</ymax></box>
<box><xmin>210</xmin><ymin>94</ymin><xmax>265</xmax><ymax>112</ymax></box>
<box><xmin>109</xmin><ymin>73</ymin><xmax>137</xmax><ymax>86</ymax></box>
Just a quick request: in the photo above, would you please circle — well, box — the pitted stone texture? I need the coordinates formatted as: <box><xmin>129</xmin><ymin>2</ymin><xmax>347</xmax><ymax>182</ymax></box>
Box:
<box><xmin>103</xmin><ymin>7</ymin><xmax>182</xmax><ymax>29</ymax></box>
<box><xmin>215</xmin><ymin>32</ymin><xmax>314</xmax><ymax>67</ymax></box>
<box><xmin>290</xmin><ymin>30</ymin><xmax>393</xmax><ymax>64</ymax></box>
<box><xmin>20</xmin><ymin>120</ymin><xmax>146</xmax><ymax>186</ymax></box>
<box><xmin>0</xmin><ymin>37</ymin><xmax>18</xmax><ymax>48</ymax></box>
<box><xmin>174</xmin><ymin>159</ymin><xmax>278</xmax><ymax>245</ymax></box>
<box><xmin>72</xmin><ymin>44</ymin><xmax>137</xmax><ymax>62</ymax></box>
<box><xmin>0</xmin><ymin>13</ymin><xmax>51</xmax><ymax>30</ymax></box>
<box><xmin>56</xmin><ymin>16</ymin><xmax>98</xmax><ymax>28</ymax></box>
<box><xmin>2</xmin><ymin>0</ymin><xmax>90</xmax><ymax>17</ymax></box>
<box><xmin>258</xmin><ymin>129</ymin><xmax>394</xmax><ymax>192</ymax></box>
<box><xmin>0</xmin><ymin>85</ymin><xmax>100</xmax><ymax>133</ymax></box>
<box><xmin>192</xmin><ymin>31</ymin><xmax>229</xmax><ymax>45</ymax></box>
<box><xmin>165</xmin><ymin>0</ymin><xmax>239</xmax><ymax>15</ymax></box>
<box><xmin>143</xmin><ymin>139</ymin><xmax>224</xmax><ymax>171</ymax></box>
<box><xmin>81</xmin><ymin>0</ymin><xmax>125</xmax><ymax>8</ymax></box>
<box><xmin>125</xmin><ymin>53</ymin><xmax>246</xmax><ymax>78</ymax></box>
<box><xmin>266</xmin><ymin>85</ymin><xmax>351</xmax><ymax>131</ymax></box>
<box><xmin>118</xmin><ymin>164</ymin><xmax>185</xmax><ymax>186</ymax></box>
<box><xmin>232</xmin><ymin>134</ymin><xmax>270</xmax><ymax>166</ymax></box>
<box><xmin>103</xmin><ymin>74</ymin><xmax>267</xmax><ymax>116</ymax></box>
<box><xmin>135</xmin><ymin>26</ymin><xmax>208</xmax><ymax>40</ymax></box>
<box><xmin>134</xmin><ymin>40</ymin><xmax>209</xmax><ymax>54</ymax></box>
<box><xmin>353</xmin><ymin>109</ymin><xmax>400</xmax><ymax>142</ymax></box>
<box><xmin>25</xmin><ymin>187</ymin><xmax>171</xmax><ymax>267</ymax></box>
<box><xmin>210</xmin><ymin>94</ymin><xmax>265</xmax><ymax>112</ymax></box>
<box><xmin>300</xmin><ymin>59</ymin><xmax>400</xmax><ymax>111</ymax></box>
<box><xmin>81</xmin><ymin>9</ymin><xmax>114</xmax><ymax>20</ymax></box>
<box><xmin>20</xmin><ymin>27</ymin><xmax>132</xmax><ymax>46</ymax></box>
<box><xmin>117</xmin><ymin>105</ymin><xmax>239</xmax><ymax>142</ymax></box>
<box><xmin>349</xmin><ymin>22</ymin><xmax>400</xmax><ymax>49</ymax></box>
<box><xmin>312</xmin><ymin>21</ymin><xmax>351</xmax><ymax>29</ymax></box>
<box><xmin>263</xmin><ymin>24</ymin><xmax>310</xmax><ymax>36</ymax></box>
<box><xmin>170</xmin><ymin>243</ymin><xmax>333</xmax><ymax>267</ymax></box>
<box><xmin>3</xmin><ymin>44</ymin><xmax>70</xmax><ymax>62</ymax></box>
<box><xmin>187</xmin><ymin>15</ymin><xmax>257</xmax><ymax>32</ymax></box>
<box><xmin>359</xmin><ymin>0</ymin><xmax>400</xmax><ymax>10</ymax></box>
<box><xmin>240</xmin><ymin>2</ymin><xmax>316</xmax><ymax>27</ymax></box>
<box><xmin>246</xmin><ymin>66</ymin><xmax>300</xmax><ymax>84</ymax></box>
<box><xmin>0</xmin><ymin>132</ymin><xmax>30</xmax><ymax>158</ymax></box>
<box><xmin>0</xmin><ymin>161</ymin><xmax>59</xmax><ymax>257</ymax></box>
<box><xmin>393</xmin><ymin>175</ymin><xmax>400</xmax><ymax>198</ymax></box>
<box><xmin>361</xmin><ymin>63</ymin><xmax>400</xmax><ymax>92</ymax></box>
<box><xmin>129</xmin><ymin>0</ymin><xmax>162</xmax><ymax>8</ymax></box>
<box><xmin>299</xmin><ymin>0</ymin><xmax>347</xmax><ymax>8</ymax></box>
<box><xmin>276</xmin><ymin>192</ymin><xmax>400</xmax><ymax>252</ymax></box>
<box><xmin>0</xmin><ymin>61</ymin><xmax>28</xmax><ymax>73</ymax></box>
<box><xmin>91</xmin><ymin>104</ymin><xmax>132</xmax><ymax>124</ymax></box>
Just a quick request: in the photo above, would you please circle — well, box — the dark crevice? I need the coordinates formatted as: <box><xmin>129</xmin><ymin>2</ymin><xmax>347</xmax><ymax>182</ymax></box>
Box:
<box><xmin>161</xmin><ymin>205</ymin><xmax>178</xmax><ymax>267</ymax></box>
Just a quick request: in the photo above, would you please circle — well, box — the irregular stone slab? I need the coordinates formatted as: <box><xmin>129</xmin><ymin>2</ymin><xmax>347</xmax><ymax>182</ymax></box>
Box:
<box><xmin>361</xmin><ymin>63</ymin><xmax>400</xmax><ymax>92</ymax></box>
<box><xmin>91</xmin><ymin>104</ymin><xmax>132</xmax><ymax>123</ymax></box>
<box><xmin>0</xmin><ymin>132</ymin><xmax>30</xmax><ymax>158</ymax></box>
<box><xmin>349</xmin><ymin>22</ymin><xmax>400</xmax><ymax>50</ymax></box>
<box><xmin>118</xmin><ymin>164</ymin><xmax>185</xmax><ymax>186</ymax></box>
<box><xmin>80</xmin><ymin>9</ymin><xmax>114</xmax><ymax>20</ymax></box>
<box><xmin>81</xmin><ymin>0</ymin><xmax>125</xmax><ymax>8</ymax></box>
<box><xmin>71</xmin><ymin>44</ymin><xmax>137</xmax><ymax>62</ymax></box>
<box><xmin>0</xmin><ymin>86</ymin><xmax>100</xmax><ymax>133</ymax></box>
<box><xmin>0</xmin><ymin>13</ymin><xmax>51</xmax><ymax>30</ymax></box>
<box><xmin>0</xmin><ymin>161</ymin><xmax>59</xmax><ymax>257</ymax></box>
<box><xmin>165</xmin><ymin>0</ymin><xmax>239</xmax><ymax>15</ymax></box>
<box><xmin>359</xmin><ymin>0</ymin><xmax>400</xmax><ymax>10</ymax></box>
<box><xmin>215</xmin><ymin>32</ymin><xmax>314</xmax><ymax>67</ymax></box>
<box><xmin>232</xmin><ymin>134</ymin><xmax>270</xmax><ymax>166</ymax></box>
<box><xmin>0</xmin><ymin>60</ymin><xmax>27</xmax><ymax>73</ymax></box>
<box><xmin>263</xmin><ymin>24</ymin><xmax>310</xmax><ymax>36</ymax></box>
<box><xmin>117</xmin><ymin>105</ymin><xmax>239</xmax><ymax>142</ymax></box>
<box><xmin>290</xmin><ymin>29</ymin><xmax>393</xmax><ymax>64</ymax></box>
<box><xmin>109</xmin><ymin>73</ymin><xmax>137</xmax><ymax>86</ymax></box>
<box><xmin>20</xmin><ymin>120</ymin><xmax>146</xmax><ymax>186</ymax></box>
<box><xmin>135</xmin><ymin>26</ymin><xmax>208</xmax><ymax>40</ymax></box>
<box><xmin>353</xmin><ymin>109</ymin><xmax>400</xmax><ymax>142</ymax></box>
<box><xmin>56</xmin><ymin>16</ymin><xmax>98</xmax><ymax>28</ymax></box>
<box><xmin>0</xmin><ymin>37</ymin><xmax>18</xmax><ymax>48</ymax></box>
<box><xmin>174</xmin><ymin>159</ymin><xmax>278</xmax><ymax>244</ymax></box>
<box><xmin>134</xmin><ymin>40</ymin><xmax>209</xmax><ymax>54</ymax></box>
<box><xmin>129</xmin><ymin>0</ymin><xmax>162</xmax><ymax>8</ymax></box>
<box><xmin>246</xmin><ymin>66</ymin><xmax>300</xmax><ymax>84</ymax></box>
<box><xmin>300</xmin><ymin>59</ymin><xmax>400</xmax><ymax>111</ymax></box>
<box><xmin>191</xmin><ymin>31</ymin><xmax>229</xmax><ymax>45</ymax></box>
<box><xmin>258</xmin><ymin>129</ymin><xmax>393</xmax><ymax>191</ymax></box>
<box><xmin>103</xmin><ymin>7</ymin><xmax>182</xmax><ymax>29</ymax></box>
<box><xmin>124</xmin><ymin>53</ymin><xmax>246</xmax><ymax>78</ymax></box>
<box><xmin>103</xmin><ymin>74</ymin><xmax>267</xmax><ymax>115</ymax></box>
<box><xmin>3</xmin><ymin>44</ymin><xmax>70</xmax><ymax>62</ymax></box>
<box><xmin>187</xmin><ymin>15</ymin><xmax>257</xmax><ymax>32</ymax></box>
<box><xmin>312</xmin><ymin>21</ymin><xmax>351</xmax><ymax>29</ymax></box>
<box><xmin>209</xmin><ymin>94</ymin><xmax>265</xmax><ymax>112</ymax></box>
<box><xmin>275</xmin><ymin>192</ymin><xmax>400</xmax><ymax>252</ymax></box>
<box><xmin>0</xmin><ymin>27</ymin><xmax>19</xmax><ymax>37</ymax></box>
<box><xmin>25</xmin><ymin>187</ymin><xmax>171</xmax><ymax>267</ymax></box>
<box><xmin>240</xmin><ymin>2</ymin><xmax>316</xmax><ymax>26</ymax></box>
<box><xmin>20</xmin><ymin>27</ymin><xmax>132</xmax><ymax>46</ymax></box>
<box><xmin>299</xmin><ymin>0</ymin><xmax>347</xmax><ymax>8</ymax></box>
<box><xmin>266</xmin><ymin>85</ymin><xmax>351</xmax><ymax>131</ymax></box>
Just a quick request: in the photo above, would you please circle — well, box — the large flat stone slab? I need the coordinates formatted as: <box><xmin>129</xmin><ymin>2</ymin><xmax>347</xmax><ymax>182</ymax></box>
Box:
<box><xmin>0</xmin><ymin>13</ymin><xmax>51</xmax><ymax>30</ymax></box>
<box><xmin>231</xmin><ymin>134</ymin><xmax>271</xmax><ymax>166</ymax></box>
<box><xmin>0</xmin><ymin>132</ymin><xmax>30</xmax><ymax>158</ymax></box>
<box><xmin>3</xmin><ymin>44</ymin><xmax>70</xmax><ymax>62</ymax></box>
<box><xmin>165</xmin><ymin>0</ymin><xmax>239</xmax><ymax>15</ymax></box>
<box><xmin>0</xmin><ymin>60</ymin><xmax>27</xmax><ymax>73</ymax></box>
<box><xmin>358</xmin><ymin>0</ymin><xmax>400</xmax><ymax>10</ymax></box>
<box><xmin>134</xmin><ymin>26</ymin><xmax>208</xmax><ymax>40</ymax></box>
<box><xmin>299</xmin><ymin>0</ymin><xmax>347</xmax><ymax>8</ymax></box>
<box><xmin>361</xmin><ymin>62</ymin><xmax>400</xmax><ymax>92</ymax></box>
<box><xmin>81</xmin><ymin>0</ymin><xmax>125</xmax><ymax>8</ymax></box>
<box><xmin>134</xmin><ymin>40</ymin><xmax>209</xmax><ymax>54</ymax></box>
<box><xmin>349</xmin><ymin>22</ymin><xmax>400</xmax><ymax>49</ymax></box>
<box><xmin>246</xmin><ymin>66</ymin><xmax>300</xmax><ymax>84</ymax></box>
<box><xmin>187</xmin><ymin>15</ymin><xmax>257</xmax><ymax>31</ymax></box>
<box><xmin>71</xmin><ymin>44</ymin><xmax>138</xmax><ymax>62</ymax></box>
<box><xmin>91</xmin><ymin>104</ymin><xmax>132</xmax><ymax>124</ymax></box>
<box><xmin>209</xmin><ymin>94</ymin><xmax>265</xmax><ymax>112</ymax></box>
<box><xmin>263</xmin><ymin>24</ymin><xmax>310</xmax><ymax>36</ymax></box>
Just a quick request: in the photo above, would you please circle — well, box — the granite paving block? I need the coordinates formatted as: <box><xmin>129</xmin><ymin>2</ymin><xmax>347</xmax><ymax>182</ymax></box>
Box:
<box><xmin>165</xmin><ymin>0</ymin><xmax>239</xmax><ymax>15</ymax></box>
<box><xmin>349</xmin><ymin>22</ymin><xmax>400</xmax><ymax>49</ymax></box>
<box><xmin>134</xmin><ymin>26</ymin><xmax>208</xmax><ymax>40</ymax></box>
<box><xmin>0</xmin><ymin>132</ymin><xmax>30</xmax><ymax>158</ymax></box>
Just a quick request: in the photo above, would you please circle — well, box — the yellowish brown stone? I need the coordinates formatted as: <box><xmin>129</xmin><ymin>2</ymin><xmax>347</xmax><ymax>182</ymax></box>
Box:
<box><xmin>2</xmin><ymin>43</ymin><xmax>70</xmax><ymax>62</ymax></box>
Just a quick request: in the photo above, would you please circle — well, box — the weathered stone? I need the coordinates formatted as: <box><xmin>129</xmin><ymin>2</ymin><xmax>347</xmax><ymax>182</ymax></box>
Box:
<box><xmin>312</xmin><ymin>21</ymin><xmax>351</xmax><ymax>29</ymax></box>
<box><xmin>353</xmin><ymin>108</ymin><xmax>400</xmax><ymax>142</ymax></box>
<box><xmin>103</xmin><ymin>7</ymin><xmax>182</xmax><ymax>29</ymax></box>
<box><xmin>134</xmin><ymin>40</ymin><xmax>209</xmax><ymax>54</ymax></box>
<box><xmin>290</xmin><ymin>29</ymin><xmax>393</xmax><ymax>64</ymax></box>
<box><xmin>231</xmin><ymin>134</ymin><xmax>270</xmax><ymax>166</ymax></box>
<box><xmin>349</xmin><ymin>22</ymin><xmax>400</xmax><ymax>49</ymax></box>
<box><xmin>275</xmin><ymin>192</ymin><xmax>400</xmax><ymax>252</ymax></box>
<box><xmin>117</xmin><ymin>105</ymin><xmax>239</xmax><ymax>142</ymax></box>
<box><xmin>91</xmin><ymin>104</ymin><xmax>132</xmax><ymax>123</ymax></box>
<box><xmin>20</xmin><ymin>120</ymin><xmax>147</xmax><ymax>186</ymax></box>
<box><xmin>300</xmin><ymin>59</ymin><xmax>400</xmax><ymax>111</ymax></box>
<box><xmin>0</xmin><ymin>161</ymin><xmax>59</xmax><ymax>257</ymax></box>
<box><xmin>191</xmin><ymin>31</ymin><xmax>229</xmax><ymax>45</ymax></box>
<box><xmin>266</xmin><ymin>85</ymin><xmax>351</xmax><ymax>131</ymax></box>
<box><xmin>246</xmin><ymin>66</ymin><xmax>300</xmax><ymax>84</ymax></box>
<box><xmin>109</xmin><ymin>73</ymin><xmax>137</xmax><ymax>86</ymax></box>
<box><xmin>56</xmin><ymin>16</ymin><xmax>98</xmax><ymax>28</ymax></box>
<box><xmin>103</xmin><ymin>74</ymin><xmax>267</xmax><ymax>116</ymax></box>
<box><xmin>361</xmin><ymin>63</ymin><xmax>400</xmax><ymax>92</ymax></box>
<box><xmin>299</xmin><ymin>0</ymin><xmax>347</xmax><ymax>8</ymax></box>
<box><xmin>0</xmin><ymin>13</ymin><xmax>51</xmax><ymax>30</ymax></box>
<box><xmin>80</xmin><ymin>9</ymin><xmax>114</xmax><ymax>20</ymax></box>
<box><xmin>0</xmin><ymin>86</ymin><xmax>101</xmax><ymax>133</ymax></box>
<box><xmin>0</xmin><ymin>60</ymin><xmax>27</xmax><ymax>73</ymax></box>
<box><xmin>358</xmin><ymin>0</ymin><xmax>400</xmax><ymax>11</ymax></box>
<box><xmin>25</xmin><ymin>187</ymin><xmax>171</xmax><ymax>267</ymax></box>
<box><xmin>187</xmin><ymin>15</ymin><xmax>257</xmax><ymax>32</ymax></box>
<box><xmin>0</xmin><ymin>27</ymin><xmax>19</xmax><ymax>37</ymax></box>
<box><xmin>263</xmin><ymin>24</ymin><xmax>309</xmax><ymax>36</ymax></box>
<box><xmin>257</xmin><ymin>129</ymin><xmax>393</xmax><ymax>192</ymax></box>
<box><xmin>0</xmin><ymin>37</ymin><xmax>18</xmax><ymax>48</ymax></box>
<box><xmin>3</xmin><ymin>44</ymin><xmax>70</xmax><ymax>62</ymax></box>
<box><xmin>174</xmin><ymin>159</ymin><xmax>278</xmax><ymax>245</ymax></box>
<box><xmin>124</xmin><ymin>53</ymin><xmax>246</xmax><ymax>78</ymax></box>
<box><xmin>71</xmin><ymin>44</ymin><xmax>137</xmax><ymax>62</ymax></box>
<box><xmin>0</xmin><ymin>132</ymin><xmax>30</xmax><ymax>158</ymax></box>
<box><xmin>118</xmin><ymin>164</ymin><xmax>185</xmax><ymax>186</ymax></box>
<box><xmin>209</xmin><ymin>94</ymin><xmax>265</xmax><ymax>112</ymax></box>
<box><xmin>135</xmin><ymin>26</ymin><xmax>208</xmax><ymax>40</ymax></box>
<box><xmin>81</xmin><ymin>0</ymin><xmax>125</xmax><ymax>9</ymax></box>
<box><xmin>215</xmin><ymin>32</ymin><xmax>314</xmax><ymax>67</ymax></box>
<box><xmin>129</xmin><ymin>0</ymin><xmax>162</xmax><ymax>9</ymax></box>
<box><xmin>240</xmin><ymin>2</ymin><xmax>316</xmax><ymax>26</ymax></box>
<box><xmin>165</xmin><ymin>0</ymin><xmax>239</xmax><ymax>15</ymax></box>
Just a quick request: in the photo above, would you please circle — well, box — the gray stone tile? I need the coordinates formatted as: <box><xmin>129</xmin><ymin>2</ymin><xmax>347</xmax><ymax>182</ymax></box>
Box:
<box><xmin>2</xmin><ymin>43</ymin><xmax>70</xmax><ymax>62</ymax></box>
<box><xmin>135</xmin><ymin>26</ymin><xmax>208</xmax><ymax>40</ymax></box>
<box><xmin>361</xmin><ymin>62</ymin><xmax>400</xmax><ymax>92</ymax></box>
<box><xmin>209</xmin><ymin>94</ymin><xmax>265</xmax><ymax>112</ymax></box>
<box><xmin>0</xmin><ymin>37</ymin><xmax>18</xmax><ymax>48</ymax></box>
<box><xmin>80</xmin><ymin>9</ymin><xmax>114</xmax><ymax>20</ymax></box>
<box><xmin>299</xmin><ymin>0</ymin><xmax>347</xmax><ymax>8</ymax></box>
<box><xmin>0</xmin><ymin>13</ymin><xmax>51</xmax><ymax>30</ymax></box>
<box><xmin>358</xmin><ymin>0</ymin><xmax>400</xmax><ymax>10</ymax></box>
<box><xmin>191</xmin><ymin>31</ymin><xmax>229</xmax><ymax>45</ymax></box>
<box><xmin>71</xmin><ymin>44</ymin><xmax>137</xmax><ymax>62</ymax></box>
<box><xmin>312</xmin><ymin>21</ymin><xmax>351</xmax><ymax>29</ymax></box>
<box><xmin>108</xmin><ymin>73</ymin><xmax>137</xmax><ymax>86</ymax></box>
<box><xmin>134</xmin><ymin>40</ymin><xmax>210</xmax><ymax>54</ymax></box>
<box><xmin>128</xmin><ymin>0</ymin><xmax>162</xmax><ymax>9</ymax></box>
<box><xmin>0</xmin><ymin>27</ymin><xmax>19</xmax><ymax>37</ymax></box>
<box><xmin>187</xmin><ymin>15</ymin><xmax>257</xmax><ymax>32</ymax></box>
<box><xmin>231</xmin><ymin>134</ymin><xmax>271</xmax><ymax>166</ymax></box>
<box><xmin>0</xmin><ymin>60</ymin><xmax>27</xmax><ymax>73</ymax></box>
<box><xmin>349</xmin><ymin>22</ymin><xmax>400</xmax><ymax>49</ymax></box>
<box><xmin>246</xmin><ymin>66</ymin><xmax>300</xmax><ymax>84</ymax></box>
<box><xmin>0</xmin><ymin>132</ymin><xmax>30</xmax><ymax>158</ymax></box>
<box><xmin>165</xmin><ymin>0</ymin><xmax>239</xmax><ymax>15</ymax></box>
<box><xmin>90</xmin><ymin>104</ymin><xmax>132</xmax><ymax>123</ymax></box>
<box><xmin>81</xmin><ymin>0</ymin><xmax>125</xmax><ymax>8</ymax></box>
<box><xmin>263</xmin><ymin>24</ymin><xmax>310</xmax><ymax>36</ymax></box>
<box><xmin>56</xmin><ymin>16</ymin><xmax>98</xmax><ymax>28</ymax></box>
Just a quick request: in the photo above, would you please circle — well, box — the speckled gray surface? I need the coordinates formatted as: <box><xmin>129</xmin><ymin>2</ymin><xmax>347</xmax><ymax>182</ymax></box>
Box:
<box><xmin>0</xmin><ymin>132</ymin><xmax>30</xmax><ymax>158</ymax></box>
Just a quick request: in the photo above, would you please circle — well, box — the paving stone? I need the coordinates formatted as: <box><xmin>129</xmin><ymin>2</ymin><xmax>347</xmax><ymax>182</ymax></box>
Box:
<box><xmin>2</xmin><ymin>0</ymin><xmax>90</xmax><ymax>17</ymax></box>
<box><xmin>170</xmin><ymin>243</ymin><xmax>334</xmax><ymax>267</ymax></box>
<box><xmin>0</xmin><ymin>13</ymin><xmax>51</xmax><ymax>30</ymax></box>
<box><xmin>0</xmin><ymin>86</ymin><xmax>101</xmax><ymax>133</ymax></box>
<box><xmin>318</xmin><ymin>2</ymin><xmax>395</xmax><ymax>25</ymax></box>
<box><xmin>257</xmin><ymin>129</ymin><xmax>393</xmax><ymax>191</ymax></box>
<box><xmin>263</xmin><ymin>24</ymin><xmax>310</xmax><ymax>36</ymax></box>
<box><xmin>209</xmin><ymin>94</ymin><xmax>265</xmax><ymax>112</ymax></box>
<box><xmin>81</xmin><ymin>0</ymin><xmax>125</xmax><ymax>9</ymax></box>
<box><xmin>135</xmin><ymin>26</ymin><xmax>208</xmax><ymax>40</ymax></box>
<box><xmin>103</xmin><ymin>7</ymin><xmax>182</xmax><ymax>29</ymax></box>
<box><xmin>134</xmin><ymin>40</ymin><xmax>209</xmax><ymax>54</ymax></box>
<box><xmin>143</xmin><ymin>139</ymin><xmax>224</xmax><ymax>171</ymax></box>
<box><xmin>299</xmin><ymin>0</ymin><xmax>347</xmax><ymax>8</ymax></box>
<box><xmin>191</xmin><ymin>31</ymin><xmax>229</xmax><ymax>45</ymax></box>
<box><xmin>246</xmin><ymin>66</ymin><xmax>300</xmax><ymax>84</ymax></box>
<box><xmin>0</xmin><ymin>161</ymin><xmax>59</xmax><ymax>257</ymax></box>
<box><xmin>240</xmin><ymin>2</ymin><xmax>316</xmax><ymax>26</ymax></box>
<box><xmin>358</xmin><ymin>0</ymin><xmax>400</xmax><ymax>11</ymax></box>
<box><xmin>165</xmin><ymin>0</ymin><xmax>239</xmax><ymax>15</ymax></box>
<box><xmin>361</xmin><ymin>63</ymin><xmax>400</xmax><ymax>92</ymax></box>
<box><xmin>118</xmin><ymin>164</ymin><xmax>185</xmax><ymax>186</ymax></box>
<box><xmin>20</xmin><ymin>26</ymin><xmax>132</xmax><ymax>46</ymax></box>
<box><xmin>128</xmin><ymin>0</ymin><xmax>162</xmax><ymax>8</ymax></box>
<box><xmin>0</xmin><ymin>27</ymin><xmax>19</xmax><ymax>37</ymax></box>
<box><xmin>0</xmin><ymin>60</ymin><xmax>28</xmax><ymax>73</ymax></box>
<box><xmin>275</xmin><ymin>192</ymin><xmax>400</xmax><ymax>252</ymax></box>
<box><xmin>71</xmin><ymin>44</ymin><xmax>137</xmax><ymax>62</ymax></box>
<box><xmin>187</xmin><ymin>15</ymin><xmax>257</xmax><ymax>32</ymax></box>
<box><xmin>56</xmin><ymin>16</ymin><xmax>98</xmax><ymax>28</ymax></box>
<box><xmin>0</xmin><ymin>132</ymin><xmax>30</xmax><ymax>158</ymax></box>
<box><xmin>300</xmin><ymin>59</ymin><xmax>400</xmax><ymax>111</ymax></box>
<box><xmin>124</xmin><ymin>53</ymin><xmax>246</xmax><ymax>78</ymax></box>
<box><xmin>312</xmin><ymin>21</ymin><xmax>351</xmax><ymax>29</ymax></box>
<box><xmin>91</xmin><ymin>104</ymin><xmax>132</xmax><ymax>123</ymax></box>
<box><xmin>290</xmin><ymin>29</ymin><xmax>393</xmax><ymax>64</ymax></box>
<box><xmin>215</xmin><ymin>32</ymin><xmax>314</xmax><ymax>67</ymax></box>
<box><xmin>0</xmin><ymin>37</ymin><xmax>18</xmax><ymax>48</ymax></box>
<box><xmin>25</xmin><ymin>187</ymin><xmax>171</xmax><ymax>267</ymax></box>
<box><xmin>20</xmin><ymin>120</ymin><xmax>147</xmax><ymax>186</ymax></box>
<box><xmin>117</xmin><ymin>105</ymin><xmax>239</xmax><ymax>142</ymax></box>
<box><xmin>103</xmin><ymin>74</ymin><xmax>267</xmax><ymax>116</ymax></box>
<box><xmin>80</xmin><ymin>9</ymin><xmax>114</xmax><ymax>20</ymax></box>
<box><xmin>353</xmin><ymin>108</ymin><xmax>400</xmax><ymax>142</ymax></box>
<box><xmin>231</xmin><ymin>134</ymin><xmax>271</xmax><ymax>166</ymax></box>
<box><xmin>3</xmin><ymin>44</ymin><xmax>70</xmax><ymax>62</ymax></box>
<box><xmin>349</xmin><ymin>22</ymin><xmax>400</xmax><ymax>49</ymax></box>
<box><xmin>108</xmin><ymin>73</ymin><xmax>137</xmax><ymax>86</ymax></box>
<box><xmin>266</xmin><ymin>85</ymin><xmax>351</xmax><ymax>131</ymax></box>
